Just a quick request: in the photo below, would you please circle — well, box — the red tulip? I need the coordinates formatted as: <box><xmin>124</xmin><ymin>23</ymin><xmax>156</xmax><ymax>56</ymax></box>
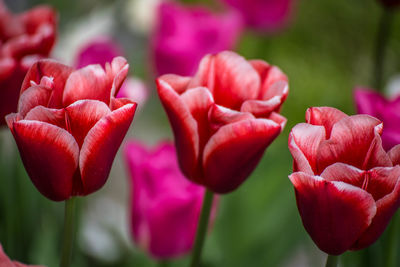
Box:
<box><xmin>6</xmin><ymin>57</ymin><xmax>137</xmax><ymax>201</ymax></box>
<box><xmin>288</xmin><ymin>107</ymin><xmax>400</xmax><ymax>255</ymax></box>
<box><xmin>0</xmin><ymin>243</ymin><xmax>44</xmax><ymax>266</ymax></box>
<box><xmin>156</xmin><ymin>51</ymin><xmax>288</xmax><ymax>193</ymax></box>
<box><xmin>0</xmin><ymin>1</ymin><xmax>57</xmax><ymax>126</ymax></box>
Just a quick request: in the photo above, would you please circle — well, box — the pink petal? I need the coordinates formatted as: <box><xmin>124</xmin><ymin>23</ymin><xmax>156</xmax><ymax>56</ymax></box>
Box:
<box><xmin>157</xmin><ymin>74</ymin><xmax>191</xmax><ymax>95</ymax></box>
<box><xmin>268</xmin><ymin>112</ymin><xmax>287</xmax><ymax>129</ymax></box>
<box><xmin>388</xmin><ymin>144</ymin><xmax>400</xmax><ymax>165</ymax></box>
<box><xmin>110</xmin><ymin>97</ymin><xmax>136</xmax><ymax>111</ymax></box>
<box><xmin>12</xmin><ymin>120</ymin><xmax>79</xmax><ymax>201</ymax></box>
<box><xmin>65</xmin><ymin>100</ymin><xmax>111</xmax><ymax>147</ymax></box>
<box><xmin>203</xmin><ymin>118</ymin><xmax>281</xmax><ymax>193</ymax></box>
<box><xmin>17</xmin><ymin>84</ymin><xmax>53</xmax><ymax>117</ymax></box>
<box><xmin>305</xmin><ymin>107</ymin><xmax>347</xmax><ymax>138</ymax></box>
<box><xmin>352</xmin><ymin>166</ymin><xmax>400</xmax><ymax>250</ymax></box>
<box><xmin>0</xmin><ymin>57</ymin><xmax>16</xmax><ymax>80</ymax></box>
<box><xmin>187</xmin><ymin>54</ymin><xmax>216</xmax><ymax>91</ymax></box>
<box><xmin>317</xmin><ymin>115</ymin><xmax>391</xmax><ymax>173</ymax></box>
<box><xmin>156</xmin><ymin>78</ymin><xmax>200</xmax><ymax>181</ymax></box>
<box><xmin>108</xmin><ymin>57</ymin><xmax>129</xmax><ymax>97</ymax></box>
<box><xmin>24</xmin><ymin>106</ymin><xmax>65</xmax><ymax>129</ymax></box>
<box><xmin>208</xmin><ymin>104</ymin><xmax>255</xmax><ymax>132</ymax></box>
<box><xmin>240</xmin><ymin>96</ymin><xmax>282</xmax><ymax>118</ymax></box>
<box><xmin>79</xmin><ymin>103</ymin><xmax>136</xmax><ymax>195</ymax></box>
<box><xmin>19</xmin><ymin>6</ymin><xmax>56</xmax><ymax>34</ymax></box>
<box><xmin>288</xmin><ymin>123</ymin><xmax>326</xmax><ymax>174</ymax></box>
<box><xmin>289</xmin><ymin>172</ymin><xmax>376</xmax><ymax>255</ymax></box>
<box><xmin>354</xmin><ymin>88</ymin><xmax>385</xmax><ymax>118</ymax></box>
<box><xmin>21</xmin><ymin>59</ymin><xmax>73</xmax><ymax>108</ymax></box>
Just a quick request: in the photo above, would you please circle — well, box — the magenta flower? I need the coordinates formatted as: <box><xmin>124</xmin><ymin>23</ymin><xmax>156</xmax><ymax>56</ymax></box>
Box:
<box><xmin>151</xmin><ymin>1</ymin><xmax>243</xmax><ymax>76</ymax></box>
<box><xmin>75</xmin><ymin>37</ymin><xmax>148</xmax><ymax>105</ymax></box>
<box><xmin>354</xmin><ymin>87</ymin><xmax>400</xmax><ymax>150</ymax></box>
<box><xmin>220</xmin><ymin>0</ymin><xmax>295</xmax><ymax>32</ymax></box>
<box><xmin>124</xmin><ymin>141</ymin><xmax>217</xmax><ymax>259</ymax></box>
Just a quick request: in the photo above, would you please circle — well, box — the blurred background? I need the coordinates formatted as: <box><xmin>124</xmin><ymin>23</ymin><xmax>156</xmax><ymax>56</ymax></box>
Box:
<box><xmin>1</xmin><ymin>0</ymin><xmax>400</xmax><ymax>266</ymax></box>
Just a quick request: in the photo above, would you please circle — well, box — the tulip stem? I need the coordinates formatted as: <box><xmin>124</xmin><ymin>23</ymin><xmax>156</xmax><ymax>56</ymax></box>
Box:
<box><xmin>189</xmin><ymin>189</ymin><xmax>214</xmax><ymax>267</ymax></box>
<box><xmin>373</xmin><ymin>7</ymin><xmax>394</xmax><ymax>91</ymax></box>
<box><xmin>60</xmin><ymin>197</ymin><xmax>76</xmax><ymax>267</ymax></box>
<box><xmin>325</xmin><ymin>255</ymin><xmax>338</xmax><ymax>267</ymax></box>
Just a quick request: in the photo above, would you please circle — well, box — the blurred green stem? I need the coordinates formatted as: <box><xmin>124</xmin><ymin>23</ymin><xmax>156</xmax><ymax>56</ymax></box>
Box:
<box><xmin>189</xmin><ymin>189</ymin><xmax>214</xmax><ymax>267</ymax></box>
<box><xmin>60</xmin><ymin>197</ymin><xmax>76</xmax><ymax>267</ymax></box>
<box><xmin>325</xmin><ymin>255</ymin><xmax>338</xmax><ymax>267</ymax></box>
<box><xmin>373</xmin><ymin>7</ymin><xmax>394</xmax><ymax>91</ymax></box>
<box><xmin>386</xmin><ymin>211</ymin><xmax>400</xmax><ymax>267</ymax></box>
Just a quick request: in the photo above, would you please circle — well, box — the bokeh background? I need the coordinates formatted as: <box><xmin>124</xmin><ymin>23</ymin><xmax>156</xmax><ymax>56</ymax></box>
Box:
<box><xmin>1</xmin><ymin>0</ymin><xmax>400</xmax><ymax>266</ymax></box>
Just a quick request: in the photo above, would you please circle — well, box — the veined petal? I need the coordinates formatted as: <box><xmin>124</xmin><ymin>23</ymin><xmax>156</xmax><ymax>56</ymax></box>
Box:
<box><xmin>305</xmin><ymin>107</ymin><xmax>347</xmax><ymax>137</ymax></box>
<box><xmin>65</xmin><ymin>100</ymin><xmax>111</xmax><ymax>147</ymax></box>
<box><xmin>156</xmin><ymin>78</ymin><xmax>200</xmax><ymax>181</ymax></box>
<box><xmin>17</xmin><ymin>84</ymin><xmax>53</xmax><ymax>117</ymax></box>
<box><xmin>108</xmin><ymin>57</ymin><xmax>129</xmax><ymax>97</ymax></box>
<box><xmin>203</xmin><ymin>118</ymin><xmax>281</xmax><ymax>193</ymax></box>
<box><xmin>158</xmin><ymin>74</ymin><xmax>191</xmax><ymax>95</ymax></box>
<box><xmin>208</xmin><ymin>104</ymin><xmax>254</xmax><ymax>132</ymax></box>
<box><xmin>240</xmin><ymin>96</ymin><xmax>282</xmax><ymax>118</ymax></box>
<box><xmin>288</xmin><ymin>123</ymin><xmax>326</xmax><ymax>174</ymax></box>
<box><xmin>12</xmin><ymin>120</ymin><xmax>79</xmax><ymax>201</ymax></box>
<box><xmin>289</xmin><ymin>172</ymin><xmax>376</xmax><ymax>255</ymax></box>
<box><xmin>352</xmin><ymin>166</ymin><xmax>400</xmax><ymax>250</ymax></box>
<box><xmin>388</xmin><ymin>144</ymin><xmax>400</xmax><ymax>165</ymax></box>
<box><xmin>24</xmin><ymin>106</ymin><xmax>65</xmax><ymax>129</ymax></box>
<box><xmin>79</xmin><ymin>103</ymin><xmax>136</xmax><ymax>195</ymax></box>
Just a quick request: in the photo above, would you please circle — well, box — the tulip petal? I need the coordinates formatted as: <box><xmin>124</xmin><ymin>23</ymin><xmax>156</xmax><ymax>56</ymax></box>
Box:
<box><xmin>17</xmin><ymin>84</ymin><xmax>53</xmax><ymax>117</ymax></box>
<box><xmin>208</xmin><ymin>104</ymin><xmax>254</xmax><ymax>132</ymax></box>
<box><xmin>388</xmin><ymin>144</ymin><xmax>400</xmax><ymax>165</ymax></box>
<box><xmin>317</xmin><ymin>115</ymin><xmax>391</xmax><ymax>173</ymax></box>
<box><xmin>12</xmin><ymin>120</ymin><xmax>79</xmax><ymax>201</ymax></box>
<box><xmin>352</xmin><ymin>166</ymin><xmax>400</xmax><ymax>250</ymax></box>
<box><xmin>203</xmin><ymin>118</ymin><xmax>281</xmax><ymax>193</ymax></box>
<box><xmin>288</xmin><ymin>123</ymin><xmax>326</xmax><ymax>174</ymax></box>
<box><xmin>289</xmin><ymin>172</ymin><xmax>376</xmax><ymax>255</ymax></box>
<box><xmin>65</xmin><ymin>100</ymin><xmax>111</xmax><ymax>147</ymax></box>
<box><xmin>79</xmin><ymin>103</ymin><xmax>136</xmax><ymax>195</ymax></box>
<box><xmin>159</xmin><ymin>74</ymin><xmax>191</xmax><ymax>94</ymax></box>
<box><xmin>240</xmin><ymin>96</ymin><xmax>282</xmax><ymax>118</ymax></box>
<box><xmin>354</xmin><ymin>88</ymin><xmax>385</xmax><ymax>118</ymax></box>
<box><xmin>21</xmin><ymin>59</ymin><xmax>73</xmax><ymax>108</ymax></box>
<box><xmin>305</xmin><ymin>107</ymin><xmax>347</xmax><ymax>137</ymax></box>
<box><xmin>24</xmin><ymin>106</ymin><xmax>65</xmax><ymax>129</ymax></box>
<box><xmin>108</xmin><ymin>57</ymin><xmax>129</xmax><ymax>97</ymax></box>
<box><xmin>156</xmin><ymin>78</ymin><xmax>200</xmax><ymax>181</ymax></box>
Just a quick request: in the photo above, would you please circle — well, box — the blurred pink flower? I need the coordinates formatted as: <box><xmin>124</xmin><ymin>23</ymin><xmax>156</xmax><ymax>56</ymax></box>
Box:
<box><xmin>75</xmin><ymin>37</ymin><xmax>148</xmax><ymax>105</ymax></box>
<box><xmin>354</xmin><ymin>87</ymin><xmax>400</xmax><ymax>151</ymax></box>
<box><xmin>0</xmin><ymin>243</ymin><xmax>44</xmax><ymax>266</ymax></box>
<box><xmin>220</xmin><ymin>0</ymin><xmax>295</xmax><ymax>32</ymax></box>
<box><xmin>0</xmin><ymin>1</ymin><xmax>57</xmax><ymax>125</ymax></box>
<box><xmin>124</xmin><ymin>141</ymin><xmax>217</xmax><ymax>259</ymax></box>
<box><xmin>151</xmin><ymin>1</ymin><xmax>243</xmax><ymax>76</ymax></box>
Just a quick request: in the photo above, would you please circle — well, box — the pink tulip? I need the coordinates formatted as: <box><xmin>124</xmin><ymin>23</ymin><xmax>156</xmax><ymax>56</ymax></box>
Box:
<box><xmin>220</xmin><ymin>0</ymin><xmax>295</xmax><ymax>32</ymax></box>
<box><xmin>288</xmin><ymin>107</ymin><xmax>400</xmax><ymax>255</ymax></box>
<box><xmin>0</xmin><ymin>1</ymin><xmax>57</xmax><ymax>125</ymax></box>
<box><xmin>6</xmin><ymin>57</ymin><xmax>137</xmax><ymax>201</ymax></box>
<box><xmin>0</xmin><ymin>243</ymin><xmax>44</xmax><ymax>266</ymax></box>
<box><xmin>354</xmin><ymin>88</ymin><xmax>400</xmax><ymax>150</ymax></box>
<box><xmin>156</xmin><ymin>51</ymin><xmax>288</xmax><ymax>193</ymax></box>
<box><xmin>75</xmin><ymin>37</ymin><xmax>149</xmax><ymax>105</ymax></box>
<box><xmin>124</xmin><ymin>141</ymin><xmax>217</xmax><ymax>259</ymax></box>
<box><xmin>151</xmin><ymin>1</ymin><xmax>243</xmax><ymax>76</ymax></box>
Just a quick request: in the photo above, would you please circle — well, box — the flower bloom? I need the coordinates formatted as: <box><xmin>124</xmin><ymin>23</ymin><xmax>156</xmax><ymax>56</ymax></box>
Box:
<box><xmin>156</xmin><ymin>51</ymin><xmax>288</xmax><ymax>193</ymax></box>
<box><xmin>354</xmin><ymin>87</ymin><xmax>400</xmax><ymax>150</ymax></box>
<box><xmin>0</xmin><ymin>243</ymin><xmax>43</xmax><ymax>266</ymax></box>
<box><xmin>124</xmin><ymin>141</ymin><xmax>217</xmax><ymax>259</ymax></box>
<box><xmin>75</xmin><ymin>37</ymin><xmax>149</xmax><ymax>105</ymax></box>
<box><xmin>0</xmin><ymin>1</ymin><xmax>56</xmax><ymax>125</ymax></box>
<box><xmin>151</xmin><ymin>1</ymin><xmax>242</xmax><ymax>76</ymax></box>
<box><xmin>6</xmin><ymin>57</ymin><xmax>137</xmax><ymax>201</ymax></box>
<box><xmin>288</xmin><ymin>107</ymin><xmax>400</xmax><ymax>255</ymax></box>
<box><xmin>220</xmin><ymin>0</ymin><xmax>294</xmax><ymax>32</ymax></box>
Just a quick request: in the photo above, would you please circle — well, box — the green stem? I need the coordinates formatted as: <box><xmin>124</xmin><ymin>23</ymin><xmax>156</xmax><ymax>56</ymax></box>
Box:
<box><xmin>325</xmin><ymin>254</ymin><xmax>339</xmax><ymax>267</ymax></box>
<box><xmin>189</xmin><ymin>189</ymin><xmax>214</xmax><ymax>267</ymax></box>
<box><xmin>373</xmin><ymin>7</ymin><xmax>394</xmax><ymax>91</ymax></box>
<box><xmin>386</xmin><ymin>211</ymin><xmax>400</xmax><ymax>267</ymax></box>
<box><xmin>60</xmin><ymin>197</ymin><xmax>76</xmax><ymax>267</ymax></box>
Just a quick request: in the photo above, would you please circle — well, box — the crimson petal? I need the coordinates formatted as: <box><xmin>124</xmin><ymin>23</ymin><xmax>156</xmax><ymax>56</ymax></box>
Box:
<box><xmin>203</xmin><ymin>118</ymin><xmax>281</xmax><ymax>193</ymax></box>
<box><xmin>305</xmin><ymin>107</ymin><xmax>347</xmax><ymax>137</ymax></box>
<box><xmin>289</xmin><ymin>172</ymin><xmax>376</xmax><ymax>255</ymax></box>
<box><xmin>79</xmin><ymin>103</ymin><xmax>136</xmax><ymax>195</ymax></box>
<box><xmin>12</xmin><ymin>120</ymin><xmax>79</xmax><ymax>201</ymax></box>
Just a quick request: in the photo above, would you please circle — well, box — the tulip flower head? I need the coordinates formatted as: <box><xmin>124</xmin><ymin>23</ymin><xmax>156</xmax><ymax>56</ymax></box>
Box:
<box><xmin>220</xmin><ymin>0</ymin><xmax>294</xmax><ymax>32</ymax></box>
<box><xmin>6</xmin><ymin>57</ymin><xmax>137</xmax><ymax>201</ymax></box>
<box><xmin>151</xmin><ymin>1</ymin><xmax>242</xmax><ymax>76</ymax></box>
<box><xmin>124</xmin><ymin>141</ymin><xmax>217</xmax><ymax>259</ymax></box>
<box><xmin>288</xmin><ymin>107</ymin><xmax>400</xmax><ymax>255</ymax></box>
<box><xmin>0</xmin><ymin>243</ymin><xmax>44</xmax><ymax>266</ymax></box>
<box><xmin>0</xmin><ymin>1</ymin><xmax>57</xmax><ymax>126</ymax></box>
<box><xmin>354</xmin><ymin>88</ymin><xmax>400</xmax><ymax>151</ymax></box>
<box><xmin>156</xmin><ymin>51</ymin><xmax>288</xmax><ymax>193</ymax></box>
